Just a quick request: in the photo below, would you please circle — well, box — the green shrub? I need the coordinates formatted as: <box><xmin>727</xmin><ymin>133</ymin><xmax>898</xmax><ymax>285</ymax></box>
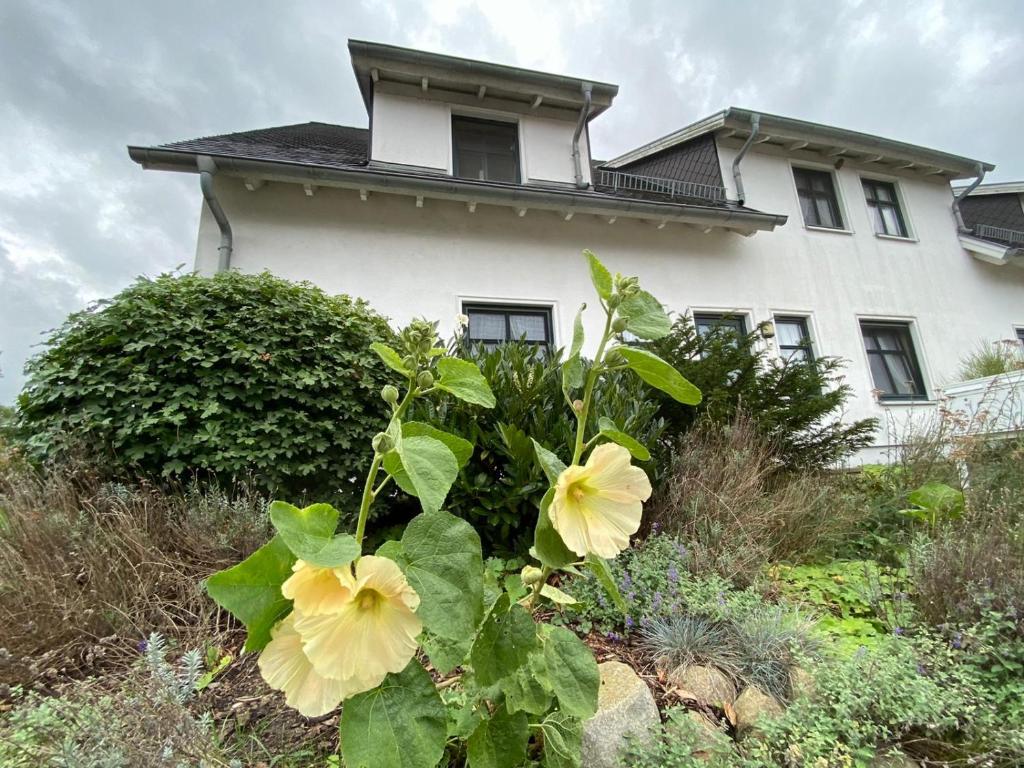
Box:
<box><xmin>416</xmin><ymin>341</ymin><xmax>664</xmax><ymax>553</ymax></box>
<box><xmin>645</xmin><ymin>315</ymin><xmax>876</xmax><ymax>470</ymax></box>
<box><xmin>17</xmin><ymin>271</ymin><xmax>397</xmax><ymax>502</ymax></box>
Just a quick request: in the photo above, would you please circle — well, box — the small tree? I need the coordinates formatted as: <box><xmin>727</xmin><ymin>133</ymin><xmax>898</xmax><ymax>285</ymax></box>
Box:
<box><xmin>18</xmin><ymin>271</ymin><xmax>398</xmax><ymax>502</ymax></box>
<box><xmin>647</xmin><ymin>315</ymin><xmax>876</xmax><ymax>469</ymax></box>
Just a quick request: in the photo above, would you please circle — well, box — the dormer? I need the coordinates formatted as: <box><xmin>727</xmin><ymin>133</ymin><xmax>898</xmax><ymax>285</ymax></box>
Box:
<box><xmin>348</xmin><ymin>40</ymin><xmax>617</xmax><ymax>188</ymax></box>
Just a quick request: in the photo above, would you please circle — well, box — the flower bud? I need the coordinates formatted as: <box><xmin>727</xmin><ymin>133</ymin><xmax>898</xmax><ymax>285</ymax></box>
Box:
<box><xmin>416</xmin><ymin>370</ymin><xmax>434</xmax><ymax>389</ymax></box>
<box><xmin>520</xmin><ymin>565</ymin><xmax>544</xmax><ymax>586</ymax></box>
<box><xmin>402</xmin><ymin>355</ymin><xmax>417</xmax><ymax>371</ymax></box>
<box><xmin>572</xmin><ymin>399</ymin><xmax>584</xmax><ymax>413</ymax></box>
<box><xmin>371</xmin><ymin>431</ymin><xmax>394</xmax><ymax>455</ymax></box>
<box><xmin>606</xmin><ymin>294</ymin><xmax>621</xmax><ymax>310</ymax></box>
<box><xmin>381</xmin><ymin>385</ymin><xmax>399</xmax><ymax>405</ymax></box>
<box><xmin>611</xmin><ymin>316</ymin><xmax>629</xmax><ymax>333</ymax></box>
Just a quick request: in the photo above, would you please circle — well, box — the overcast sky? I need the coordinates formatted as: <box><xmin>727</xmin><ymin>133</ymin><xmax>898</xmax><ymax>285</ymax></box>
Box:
<box><xmin>1</xmin><ymin>0</ymin><xmax>1021</xmax><ymax>403</ymax></box>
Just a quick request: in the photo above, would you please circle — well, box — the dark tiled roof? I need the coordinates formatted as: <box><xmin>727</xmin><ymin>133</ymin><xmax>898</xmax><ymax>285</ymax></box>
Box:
<box><xmin>611</xmin><ymin>133</ymin><xmax>724</xmax><ymax>190</ymax></box>
<box><xmin>960</xmin><ymin>193</ymin><xmax>1024</xmax><ymax>245</ymax></box>
<box><xmin>160</xmin><ymin>122</ymin><xmax>369</xmax><ymax>168</ymax></box>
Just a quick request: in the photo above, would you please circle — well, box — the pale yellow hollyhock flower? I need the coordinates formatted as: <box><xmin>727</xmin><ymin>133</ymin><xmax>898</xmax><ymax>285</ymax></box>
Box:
<box><xmin>550</xmin><ymin>442</ymin><xmax>652</xmax><ymax>559</ymax></box>
<box><xmin>257</xmin><ymin>613</ymin><xmax>351</xmax><ymax>717</ymax></box>
<box><xmin>295</xmin><ymin>555</ymin><xmax>422</xmax><ymax>694</ymax></box>
<box><xmin>281</xmin><ymin>559</ymin><xmax>354</xmax><ymax>616</ymax></box>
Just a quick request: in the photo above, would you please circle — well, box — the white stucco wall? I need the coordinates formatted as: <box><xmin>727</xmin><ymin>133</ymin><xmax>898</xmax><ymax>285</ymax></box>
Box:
<box><xmin>369</xmin><ymin>90</ymin><xmax>589</xmax><ymax>185</ymax></box>
<box><xmin>195</xmin><ymin>145</ymin><xmax>1024</xmax><ymax>462</ymax></box>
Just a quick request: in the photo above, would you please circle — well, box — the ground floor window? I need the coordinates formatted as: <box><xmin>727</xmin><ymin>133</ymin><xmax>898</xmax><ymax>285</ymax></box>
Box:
<box><xmin>463</xmin><ymin>303</ymin><xmax>553</xmax><ymax>351</ymax></box>
<box><xmin>774</xmin><ymin>315</ymin><xmax>814</xmax><ymax>362</ymax></box>
<box><xmin>859</xmin><ymin>320</ymin><xmax>926</xmax><ymax>400</ymax></box>
<box><xmin>693</xmin><ymin>312</ymin><xmax>747</xmax><ymax>340</ymax></box>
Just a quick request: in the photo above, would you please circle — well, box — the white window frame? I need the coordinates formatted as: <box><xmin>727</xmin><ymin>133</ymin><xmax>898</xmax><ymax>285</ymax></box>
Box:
<box><xmin>855</xmin><ymin>314</ymin><xmax>933</xmax><ymax>404</ymax></box>
<box><xmin>788</xmin><ymin>160</ymin><xmax>854</xmax><ymax>235</ymax></box>
<box><xmin>858</xmin><ymin>172</ymin><xmax>917</xmax><ymax>242</ymax></box>
<box><xmin>447</xmin><ymin>105</ymin><xmax>526</xmax><ymax>181</ymax></box>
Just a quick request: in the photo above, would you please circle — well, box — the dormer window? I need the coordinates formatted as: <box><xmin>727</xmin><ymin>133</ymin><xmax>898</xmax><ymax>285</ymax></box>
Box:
<box><xmin>452</xmin><ymin>116</ymin><xmax>520</xmax><ymax>183</ymax></box>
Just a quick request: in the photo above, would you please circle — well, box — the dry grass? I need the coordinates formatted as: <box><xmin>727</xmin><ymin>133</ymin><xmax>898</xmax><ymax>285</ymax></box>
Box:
<box><xmin>0</xmin><ymin>458</ymin><xmax>272</xmax><ymax>685</ymax></box>
<box><xmin>650</xmin><ymin>411</ymin><xmax>859</xmax><ymax>583</ymax></box>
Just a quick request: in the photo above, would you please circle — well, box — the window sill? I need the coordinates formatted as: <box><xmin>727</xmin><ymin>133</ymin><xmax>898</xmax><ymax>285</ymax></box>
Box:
<box><xmin>875</xmin><ymin>233</ymin><xmax>917</xmax><ymax>243</ymax></box>
<box><xmin>877</xmin><ymin>398</ymin><xmax>936</xmax><ymax>406</ymax></box>
<box><xmin>804</xmin><ymin>225</ymin><xmax>854</xmax><ymax>235</ymax></box>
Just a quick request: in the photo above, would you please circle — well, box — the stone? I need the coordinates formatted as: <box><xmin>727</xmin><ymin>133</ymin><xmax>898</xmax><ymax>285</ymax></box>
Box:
<box><xmin>733</xmin><ymin>686</ymin><xmax>784</xmax><ymax>736</ymax></box>
<box><xmin>581</xmin><ymin>661</ymin><xmax>660</xmax><ymax>768</ymax></box>
<box><xmin>789</xmin><ymin>666</ymin><xmax>816</xmax><ymax>699</ymax></box>
<box><xmin>683</xmin><ymin>711</ymin><xmax>729</xmax><ymax>759</ymax></box>
<box><xmin>871</xmin><ymin>753</ymin><xmax>920</xmax><ymax>768</ymax></box>
<box><xmin>668</xmin><ymin>664</ymin><xmax>737</xmax><ymax>707</ymax></box>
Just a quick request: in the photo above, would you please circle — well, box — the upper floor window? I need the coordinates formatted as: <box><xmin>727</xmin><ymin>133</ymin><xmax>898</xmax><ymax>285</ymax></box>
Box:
<box><xmin>463</xmin><ymin>303</ymin><xmax>551</xmax><ymax>350</ymax></box>
<box><xmin>452</xmin><ymin>116</ymin><xmax>520</xmax><ymax>183</ymax></box>
<box><xmin>1017</xmin><ymin>327</ymin><xmax>1024</xmax><ymax>346</ymax></box>
<box><xmin>860</xmin><ymin>320</ymin><xmax>926</xmax><ymax>400</ymax></box>
<box><xmin>774</xmin><ymin>315</ymin><xmax>813</xmax><ymax>362</ymax></box>
<box><xmin>793</xmin><ymin>167</ymin><xmax>844</xmax><ymax>229</ymax></box>
<box><xmin>862</xmin><ymin>179</ymin><xmax>908</xmax><ymax>237</ymax></box>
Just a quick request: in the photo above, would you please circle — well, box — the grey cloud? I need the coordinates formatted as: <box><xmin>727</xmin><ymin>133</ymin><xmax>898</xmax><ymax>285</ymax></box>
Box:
<box><xmin>1</xmin><ymin>0</ymin><xmax>1021</xmax><ymax>402</ymax></box>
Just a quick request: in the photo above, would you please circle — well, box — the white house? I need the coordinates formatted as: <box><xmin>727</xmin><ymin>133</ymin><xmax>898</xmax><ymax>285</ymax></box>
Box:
<box><xmin>128</xmin><ymin>40</ymin><xmax>1024</xmax><ymax>461</ymax></box>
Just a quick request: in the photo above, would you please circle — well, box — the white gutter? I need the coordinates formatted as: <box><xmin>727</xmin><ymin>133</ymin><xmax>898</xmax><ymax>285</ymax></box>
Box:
<box><xmin>952</xmin><ymin>162</ymin><xmax>986</xmax><ymax>232</ymax></box>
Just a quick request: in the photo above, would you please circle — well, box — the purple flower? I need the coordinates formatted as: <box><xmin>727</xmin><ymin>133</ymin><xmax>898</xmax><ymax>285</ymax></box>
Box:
<box><xmin>676</xmin><ymin>543</ymin><xmax>688</xmax><ymax>558</ymax></box>
<box><xmin>651</xmin><ymin>522</ymin><xmax>661</xmax><ymax>534</ymax></box>
<box><xmin>652</xmin><ymin>592</ymin><xmax>663</xmax><ymax>612</ymax></box>
<box><xmin>624</xmin><ymin>616</ymin><xmax>635</xmax><ymax>630</ymax></box>
<box><xmin>951</xmin><ymin>632</ymin><xmax>963</xmax><ymax>649</ymax></box>
<box><xmin>625</xmin><ymin>590</ymin><xmax>636</xmax><ymax>603</ymax></box>
<box><xmin>137</xmin><ymin>639</ymin><xmax>148</xmax><ymax>653</ymax></box>
<box><xmin>893</xmin><ymin>626</ymin><xmax>904</xmax><ymax>636</ymax></box>
<box><xmin>620</xmin><ymin>573</ymin><xmax>633</xmax><ymax>590</ymax></box>
<box><xmin>916</xmin><ymin>663</ymin><xmax>926</xmax><ymax>676</ymax></box>
<box><xmin>605</xmin><ymin>631</ymin><xmax>621</xmax><ymax>643</ymax></box>
<box><xmin>667</xmin><ymin>566</ymin><xmax>679</xmax><ymax>584</ymax></box>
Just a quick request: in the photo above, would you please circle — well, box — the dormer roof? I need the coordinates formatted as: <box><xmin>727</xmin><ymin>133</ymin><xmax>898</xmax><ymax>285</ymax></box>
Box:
<box><xmin>606</xmin><ymin>107</ymin><xmax>994</xmax><ymax>180</ymax></box>
<box><xmin>348</xmin><ymin>39</ymin><xmax>618</xmax><ymax>121</ymax></box>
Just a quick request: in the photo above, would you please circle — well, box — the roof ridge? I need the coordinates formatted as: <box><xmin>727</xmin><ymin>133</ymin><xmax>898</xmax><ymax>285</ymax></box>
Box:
<box><xmin>160</xmin><ymin>121</ymin><xmax>368</xmax><ymax>148</ymax></box>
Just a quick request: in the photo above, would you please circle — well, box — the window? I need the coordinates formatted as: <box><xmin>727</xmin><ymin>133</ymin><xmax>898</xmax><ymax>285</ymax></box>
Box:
<box><xmin>793</xmin><ymin>167</ymin><xmax>844</xmax><ymax>229</ymax></box>
<box><xmin>452</xmin><ymin>116</ymin><xmax>520</xmax><ymax>183</ymax></box>
<box><xmin>775</xmin><ymin>316</ymin><xmax>813</xmax><ymax>362</ymax></box>
<box><xmin>1016</xmin><ymin>327</ymin><xmax>1024</xmax><ymax>346</ymax></box>
<box><xmin>862</xmin><ymin>179</ymin><xmax>908</xmax><ymax>237</ymax></box>
<box><xmin>463</xmin><ymin>303</ymin><xmax>552</xmax><ymax>350</ymax></box>
<box><xmin>693</xmin><ymin>313</ymin><xmax>747</xmax><ymax>340</ymax></box>
<box><xmin>860</xmin><ymin>321</ymin><xmax>926</xmax><ymax>400</ymax></box>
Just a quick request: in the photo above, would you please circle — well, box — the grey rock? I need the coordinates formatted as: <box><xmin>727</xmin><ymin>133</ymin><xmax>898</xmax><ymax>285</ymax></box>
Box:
<box><xmin>668</xmin><ymin>664</ymin><xmax>737</xmax><ymax>707</ymax></box>
<box><xmin>733</xmin><ymin>686</ymin><xmax>783</xmax><ymax>736</ymax></box>
<box><xmin>581</xmin><ymin>661</ymin><xmax>660</xmax><ymax>768</ymax></box>
<box><xmin>789</xmin><ymin>666</ymin><xmax>816</xmax><ymax>699</ymax></box>
<box><xmin>683</xmin><ymin>711</ymin><xmax>730</xmax><ymax>758</ymax></box>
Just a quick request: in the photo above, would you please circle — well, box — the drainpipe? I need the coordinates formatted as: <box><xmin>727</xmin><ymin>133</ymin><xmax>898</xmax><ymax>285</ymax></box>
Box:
<box><xmin>571</xmin><ymin>83</ymin><xmax>593</xmax><ymax>189</ymax></box>
<box><xmin>730</xmin><ymin>113</ymin><xmax>760</xmax><ymax>206</ymax></box>
<box><xmin>197</xmin><ymin>155</ymin><xmax>233</xmax><ymax>272</ymax></box>
<box><xmin>951</xmin><ymin>162</ymin><xmax>986</xmax><ymax>232</ymax></box>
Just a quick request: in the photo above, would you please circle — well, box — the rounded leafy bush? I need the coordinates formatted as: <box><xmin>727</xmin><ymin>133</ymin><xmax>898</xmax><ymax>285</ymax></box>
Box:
<box><xmin>18</xmin><ymin>271</ymin><xmax>397</xmax><ymax>501</ymax></box>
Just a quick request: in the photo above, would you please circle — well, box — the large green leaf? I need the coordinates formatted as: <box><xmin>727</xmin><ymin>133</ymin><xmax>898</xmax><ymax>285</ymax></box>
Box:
<box><xmin>436</xmin><ymin>357</ymin><xmax>496</xmax><ymax>408</ymax></box>
<box><xmin>383</xmin><ymin>422</ymin><xmax>473</xmax><ymax>499</ymax></box>
<box><xmin>501</xmin><ymin>653</ymin><xmax>554</xmax><ymax>715</ymax></box>
<box><xmin>540</xmin><ymin>711</ymin><xmax>583</xmax><ymax>768</ymax></box>
<box><xmin>541</xmin><ymin>625</ymin><xmax>599</xmax><ymax>719</ymax></box>
<box><xmin>531</xmin><ymin>438</ymin><xmax>567</xmax><ymax>485</ymax></box>
<box><xmin>268</xmin><ymin>501</ymin><xmax>358</xmax><ymax>568</ymax></box>
<box><xmin>471</xmin><ymin>595</ymin><xmax>539</xmax><ymax>686</ymax></box>
<box><xmin>397</xmin><ymin>435</ymin><xmax>459</xmax><ymax>514</ymax></box>
<box><xmin>339</xmin><ymin>661</ymin><xmax>446</xmax><ymax>768</ymax></box>
<box><xmin>561</xmin><ymin>305</ymin><xmax>586</xmax><ymax>397</ymax></box>
<box><xmin>583</xmin><ymin>554</ymin><xmax>626</xmax><ymax>613</ymax></box>
<box><xmin>401</xmin><ymin>509</ymin><xmax>484</xmax><ymax>640</ymax></box>
<box><xmin>617</xmin><ymin>290</ymin><xmax>671</xmax><ymax>340</ymax></box>
<box><xmin>596</xmin><ymin>417</ymin><xmax>650</xmax><ymax>462</ymax></box>
<box><xmin>584</xmin><ymin>250</ymin><xmax>612</xmax><ymax>300</ymax></box>
<box><xmin>370</xmin><ymin>342</ymin><xmax>411</xmax><ymax>376</ymax></box>
<box><xmin>533</xmin><ymin>487</ymin><xmax>576</xmax><ymax>569</ymax></box>
<box><xmin>421</xmin><ymin>631</ymin><xmax>473</xmax><ymax>676</ymax></box>
<box><xmin>205</xmin><ymin>535</ymin><xmax>295</xmax><ymax>652</ymax></box>
<box><xmin>466</xmin><ymin>704</ymin><xmax>530</xmax><ymax>768</ymax></box>
<box><xmin>616</xmin><ymin>347</ymin><xmax>702</xmax><ymax>405</ymax></box>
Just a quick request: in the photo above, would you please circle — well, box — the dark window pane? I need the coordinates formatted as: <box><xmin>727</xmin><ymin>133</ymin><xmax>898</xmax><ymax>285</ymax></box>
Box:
<box><xmin>793</xmin><ymin>168</ymin><xmax>843</xmax><ymax>229</ymax></box>
<box><xmin>510</xmin><ymin>314</ymin><xmax>546</xmax><ymax>341</ymax></box>
<box><xmin>464</xmin><ymin>304</ymin><xmax>552</xmax><ymax>350</ymax></box>
<box><xmin>468</xmin><ymin>312</ymin><xmax>506</xmax><ymax>341</ymax></box>
<box><xmin>452</xmin><ymin>116</ymin><xmax>520</xmax><ymax>183</ymax></box>
<box><xmin>694</xmin><ymin>313</ymin><xmax>747</xmax><ymax>339</ymax></box>
<box><xmin>862</xmin><ymin>179</ymin><xmax>907</xmax><ymax>237</ymax></box>
<box><xmin>860</xmin><ymin>321</ymin><xmax>925</xmax><ymax>399</ymax></box>
<box><xmin>775</xmin><ymin>316</ymin><xmax>813</xmax><ymax>362</ymax></box>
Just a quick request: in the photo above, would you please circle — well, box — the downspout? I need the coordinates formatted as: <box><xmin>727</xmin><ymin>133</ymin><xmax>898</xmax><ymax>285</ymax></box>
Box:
<box><xmin>951</xmin><ymin>162</ymin><xmax>986</xmax><ymax>232</ymax></box>
<box><xmin>730</xmin><ymin>113</ymin><xmax>760</xmax><ymax>206</ymax></box>
<box><xmin>571</xmin><ymin>83</ymin><xmax>593</xmax><ymax>189</ymax></box>
<box><xmin>197</xmin><ymin>155</ymin><xmax>233</xmax><ymax>272</ymax></box>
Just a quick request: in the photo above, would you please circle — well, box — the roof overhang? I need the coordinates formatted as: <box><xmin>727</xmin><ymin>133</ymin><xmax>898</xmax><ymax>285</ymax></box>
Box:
<box><xmin>959</xmin><ymin>233</ymin><xmax>1024</xmax><ymax>267</ymax></box>
<box><xmin>127</xmin><ymin>146</ymin><xmax>785</xmax><ymax>235</ymax></box>
<box><xmin>952</xmin><ymin>180</ymin><xmax>1024</xmax><ymax>197</ymax></box>
<box><xmin>348</xmin><ymin>39</ymin><xmax>618</xmax><ymax>120</ymax></box>
<box><xmin>607</xmin><ymin>107</ymin><xmax>994</xmax><ymax>180</ymax></box>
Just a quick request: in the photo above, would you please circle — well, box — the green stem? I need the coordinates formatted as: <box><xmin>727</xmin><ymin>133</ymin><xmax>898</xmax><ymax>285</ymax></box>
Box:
<box><xmin>527</xmin><ymin>565</ymin><xmax>552</xmax><ymax>608</ymax></box>
<box><xmin>354</xmin><ymin>382</ymin><xmax>417</xmax><ymax>548</ymax></box>
<box><xmin>571</xmin><ymin>309</ymin><xmax>614</xmax><ymax>465</ymax></box>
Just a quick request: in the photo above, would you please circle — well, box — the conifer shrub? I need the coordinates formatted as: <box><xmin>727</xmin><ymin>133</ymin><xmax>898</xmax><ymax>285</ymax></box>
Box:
<box><xmin>17</xmin><ymin>271</ymin><xmax>397</xmax><ymax>501</ymax></box>
<box><xmin>645</xmin><ymin>315</ymin><xmax>876</xmax><ymax>470</ymax></box>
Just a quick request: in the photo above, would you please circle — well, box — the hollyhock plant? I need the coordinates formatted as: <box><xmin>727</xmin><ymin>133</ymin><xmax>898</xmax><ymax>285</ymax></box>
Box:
<box><xmin>203</xmin><ymin>251</ymin><xmax>700</xmax><ymax>768</ymax></box>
